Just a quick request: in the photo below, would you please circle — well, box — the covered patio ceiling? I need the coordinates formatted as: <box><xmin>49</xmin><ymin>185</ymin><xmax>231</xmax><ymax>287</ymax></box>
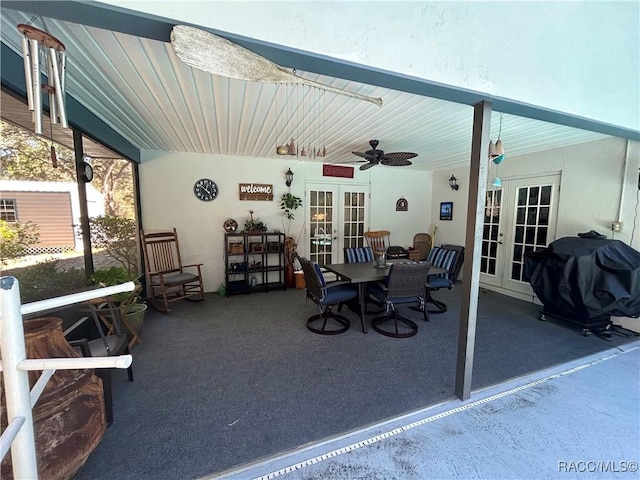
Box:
<box><xmin>0</xmin><ymin>5</ymin><xmax>618</xmax><ymax>170</ymax></box>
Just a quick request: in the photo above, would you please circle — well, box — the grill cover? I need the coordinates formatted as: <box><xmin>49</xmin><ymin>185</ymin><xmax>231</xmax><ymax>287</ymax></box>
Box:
<box><xmin>524</xmin><ymin>236</ymin><xmax>640</xmax><ymax>320</ymax></box>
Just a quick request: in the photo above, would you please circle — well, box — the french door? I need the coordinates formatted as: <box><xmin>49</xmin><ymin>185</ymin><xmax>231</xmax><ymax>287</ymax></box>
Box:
<box><xmin>480</xmin><ymin>174</ymin><xmax>560</xmax><ymax>298</ymax></box>
<box><xmin>305</xmin><ymin>183</ymin><xmax>370</xmax><ymax>265</ymax></box>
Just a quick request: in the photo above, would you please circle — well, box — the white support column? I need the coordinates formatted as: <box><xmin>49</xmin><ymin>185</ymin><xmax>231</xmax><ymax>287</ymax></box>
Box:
<box><xmin>455</xmin><ymin>100</ymin><xmax>492</xmax><ymax>401</ymax></box>
<box><xmin>0</xmin><ymin>277</ymin><xmax>38</xmax><ymax>480</ymax></box>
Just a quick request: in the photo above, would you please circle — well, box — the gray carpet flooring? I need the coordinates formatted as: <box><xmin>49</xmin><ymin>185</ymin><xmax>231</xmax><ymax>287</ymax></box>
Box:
<box><xmin>74</xmin><ymin>287</ymin><xmax>637</xmax><ymax>480</ymax></box>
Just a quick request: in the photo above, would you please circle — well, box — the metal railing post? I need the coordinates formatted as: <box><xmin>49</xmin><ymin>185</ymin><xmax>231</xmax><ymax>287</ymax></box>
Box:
<box><xmin>0</xmin><ymin>277</ymin><xmax>38</xmax><ymax>479</ymax></box>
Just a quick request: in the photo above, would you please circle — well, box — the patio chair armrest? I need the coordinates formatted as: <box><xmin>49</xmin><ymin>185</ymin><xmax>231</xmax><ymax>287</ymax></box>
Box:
<box><xmin>181</xmin><ymin>263</ymin><xmax>203</xmax><ymax>271</ymax></box>
<box><xmin>68</xmin><ymin>338</ymin><xmax>92</xmax><ymax>357</ymax></box>
<box><xmin>63</xmin><ymin>315</ymin><xmax>91</xmax><ymax>337</ymax></box>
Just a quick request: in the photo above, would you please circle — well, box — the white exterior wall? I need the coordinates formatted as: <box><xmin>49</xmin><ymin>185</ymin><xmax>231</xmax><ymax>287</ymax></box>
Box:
<box><xmin>139</xmin><ymin>152</ymin><xmax>431</xmax><ymax>291</ymax></box>
<box><xmin>102</xmin><ymin>1</ymin><xmax>639</xmax><ymax>131</ymax></box>
<box><xmin>432</xmin><ymin>138</ymin><xmax>640</xmax><ymax>249</ymax></box>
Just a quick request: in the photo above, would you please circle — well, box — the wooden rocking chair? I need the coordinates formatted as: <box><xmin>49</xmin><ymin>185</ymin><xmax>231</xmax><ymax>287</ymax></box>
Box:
<box><xmin>141</xmin><ymin>228</ymin><xmax>205</xmax><ymax>313</ymax></box>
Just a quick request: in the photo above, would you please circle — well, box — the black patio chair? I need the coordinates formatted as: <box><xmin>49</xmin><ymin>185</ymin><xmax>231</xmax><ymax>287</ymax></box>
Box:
<box><xmin>366</xmin><ymin>261</ymin><xmax>432</xmax><ymax>338</ymax></box>
<box><xmin>426</xmin><ymin>245</ymin><xmax>465</xmax><ymax>313</ymax></box>
<box><xmin>300</xmin><ymin>257</ymin><xmax>358</xmax><ymax>335</ymax></box>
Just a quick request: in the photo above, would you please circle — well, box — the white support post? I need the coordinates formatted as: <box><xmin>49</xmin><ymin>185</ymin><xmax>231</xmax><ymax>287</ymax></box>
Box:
<box><xmin>0</xmin><ymin>277</ymin><xmax>38</xmax><ymax>480</ymax></box>
<box><xmin>0</xmin><ymin>277</ymin><xmax>135</xmax><ymax>479</ymax></box>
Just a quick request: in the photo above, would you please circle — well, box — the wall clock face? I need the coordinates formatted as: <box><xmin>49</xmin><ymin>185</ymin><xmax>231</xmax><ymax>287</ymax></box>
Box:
<box><xmin>80</xmin><ymin>161</ymin><xmax>94</xmax><ymax>183</ymax></box>
<box><xmin>194</xmin><ymin>178</ymin><xmax>218</xmax><ymax>201</ymax></box>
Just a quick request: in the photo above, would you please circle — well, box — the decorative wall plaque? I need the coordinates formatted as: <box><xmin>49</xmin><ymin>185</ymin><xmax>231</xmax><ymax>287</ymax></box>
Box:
<box><xmin>396</xmin><ymin>197</ymin><xmax>408</xmax><ymax>211</ymax></box>
<box><xmin>238</xmin><ymin>183</ymin><xmax>273</xmax><ymax>201</ymax></box>
<box><xmin>323</xmin><ymin>164</ymin><xmax>354</xmax><ymax>178</ymax></box>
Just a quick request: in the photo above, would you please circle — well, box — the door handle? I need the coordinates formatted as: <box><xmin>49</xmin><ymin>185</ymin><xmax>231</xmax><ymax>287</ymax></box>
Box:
<box><xmin>498</xmin><ymin>241</ymin><xmax>503</xmax><ymax>245</ymax></box>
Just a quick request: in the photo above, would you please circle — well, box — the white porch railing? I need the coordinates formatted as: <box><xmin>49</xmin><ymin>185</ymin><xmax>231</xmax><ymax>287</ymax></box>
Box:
<box><xmin>0</xmin><ymin>276</ymin><xmax>134</xmax><ymax>479</ymax></box>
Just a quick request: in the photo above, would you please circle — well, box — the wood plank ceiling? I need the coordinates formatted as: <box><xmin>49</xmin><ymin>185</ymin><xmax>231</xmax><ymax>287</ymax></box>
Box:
<box><xmin>0</xmin><ymin>9</ymin><xmax>610</xmax><ymax>169</ymax></box>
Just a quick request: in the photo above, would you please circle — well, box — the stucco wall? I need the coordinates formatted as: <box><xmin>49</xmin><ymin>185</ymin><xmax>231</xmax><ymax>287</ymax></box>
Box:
<box><xmin>139</xmin><ymin>152</ymin><xmax>431</xmax><ymax>291</ymax></box>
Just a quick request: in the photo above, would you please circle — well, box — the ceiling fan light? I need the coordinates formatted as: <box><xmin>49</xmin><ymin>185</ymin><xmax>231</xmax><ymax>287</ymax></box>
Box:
<box><xmin>492</xmin><ymin>176</ymin><xmax>502</xmax><ymax>188</ymax></box>
<box><xmin>492</xmin><ymin>154</ymin><xmax>504</xmax><ymax>165</ymax></box>
<box><xmin>495</xmin><ymin>139</ymin><xmax>504</xmax><ymax>155</ymax></box>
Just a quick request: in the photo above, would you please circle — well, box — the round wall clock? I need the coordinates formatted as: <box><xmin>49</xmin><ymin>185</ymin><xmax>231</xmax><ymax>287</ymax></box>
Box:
<box><xmin>193</xmin><ymin>178</ymin><xmax>218</xmax><ymax>201</ymax></box>
<box><xmin>223</xmin><ymin>219</ymin><xmax>238</xmax><ymax>232</ymax></box>
<box><xmin>80</xmin><ymin>161</ymin><xmax>94</xmax><ymax>183</ymax></box>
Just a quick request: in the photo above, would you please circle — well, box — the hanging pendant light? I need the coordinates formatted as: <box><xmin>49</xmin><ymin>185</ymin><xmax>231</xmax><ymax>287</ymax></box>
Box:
<box><xmin>492</xmin><ymin>177</ymin><xmax>502</xmax><ymax>187</ymax></box>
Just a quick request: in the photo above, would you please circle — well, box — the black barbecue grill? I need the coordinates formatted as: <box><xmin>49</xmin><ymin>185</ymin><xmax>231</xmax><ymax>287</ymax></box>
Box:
<box><xmin>524</xmin><ymin>234</ymin><xmax>640</xmax><ymax>338</ymax></box>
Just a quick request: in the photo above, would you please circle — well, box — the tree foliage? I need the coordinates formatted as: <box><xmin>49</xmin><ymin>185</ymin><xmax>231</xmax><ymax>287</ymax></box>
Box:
<box><xmin>0</xmin><ymin>220</ymin><xmax>40</xmax><ymax>264</ymax></box>
<box><xmin>1</xmin><ymin>120</ymin><xmax>135</xmax><ymax>218</ymax></box>
<box><xmin>89</xmin><ymin>215</ymin><xmax>138</xmax><ymax>274</ymax></box>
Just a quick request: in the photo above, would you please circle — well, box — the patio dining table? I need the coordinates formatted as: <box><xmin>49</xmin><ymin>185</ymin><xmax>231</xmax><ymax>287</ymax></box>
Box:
<box><xmin>323</xmin><ymin>261</ymin><xmax>446</xmax><ymax>334</ymax></box>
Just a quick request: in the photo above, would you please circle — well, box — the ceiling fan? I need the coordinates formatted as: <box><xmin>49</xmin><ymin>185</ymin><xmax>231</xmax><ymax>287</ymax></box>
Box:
<box><xmin>350</xmin><ymin>140</ymin><xmax>417</xmax><ymax>170</ymax></box>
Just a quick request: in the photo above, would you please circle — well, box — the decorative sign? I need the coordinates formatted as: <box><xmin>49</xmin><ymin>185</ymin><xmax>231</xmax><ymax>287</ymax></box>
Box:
<box><xmin>396</xmin><ymin>197</ymin><xmax>408</xmax><ymax>212</ymax></box>
<box><xmin>440</xmin><ymin>202</ymin><xmax>453</xmax><ymax>221</ymax></box>
<box><xmin>238</xmin><ymin>183</ymin><xmax>273</xmax><ymax>201</ymax></box>
<box><xmin>323</xmin><ymin>164</ymin><xmax>354</xmax><ymax>178</ymax></box>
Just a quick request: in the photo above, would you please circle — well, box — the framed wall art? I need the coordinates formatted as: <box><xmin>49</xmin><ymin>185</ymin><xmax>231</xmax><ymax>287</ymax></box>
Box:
<box><xmin>440</xmin><ymin>202</ymin><xmax>453</xmax><ymax>221</ymax></box>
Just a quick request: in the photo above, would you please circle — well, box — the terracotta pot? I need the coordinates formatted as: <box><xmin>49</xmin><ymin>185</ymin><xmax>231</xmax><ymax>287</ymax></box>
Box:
<box><xmin>0</xmin><ymin>317</ymin><xmax>106</xmax><ymax>480</ymax></box>
<box><xmin>285</xmin><ymin>263</ymin><xmax>296</xmax><ymax>288</ymax></box>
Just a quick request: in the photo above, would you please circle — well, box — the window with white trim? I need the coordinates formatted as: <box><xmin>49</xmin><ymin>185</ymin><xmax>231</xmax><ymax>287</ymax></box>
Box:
<box><xmin>0</xmin><ymin>199</ymin><xmax>18</xmax><ymax>222</ymax></box>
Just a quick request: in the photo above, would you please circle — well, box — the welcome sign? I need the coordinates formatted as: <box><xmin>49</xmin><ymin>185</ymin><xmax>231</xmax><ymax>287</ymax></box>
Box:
<box><xmin>238</xmin><ymin>183</ymin><xmax>274</xmax><ymax>201</ymax></box>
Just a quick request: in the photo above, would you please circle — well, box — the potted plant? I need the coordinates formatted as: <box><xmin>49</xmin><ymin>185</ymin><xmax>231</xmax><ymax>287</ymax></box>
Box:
<box><xmin>242</xmin><ymin>210</ymin><xmax>268</xmax><ymax>234</ymax></box>
<box><xmin>90</xmin><ymin>266</ymin><xmax>146</xmax><ymax>343</ymax></box>
<box><xmin>280</xmin><ymin>192</ymin><xmax>303</xmax><ymax>287</ymax></box>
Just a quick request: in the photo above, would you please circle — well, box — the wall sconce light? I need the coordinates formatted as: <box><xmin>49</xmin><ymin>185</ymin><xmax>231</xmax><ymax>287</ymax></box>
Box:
<box><xmin>285</xmin><ymin>168</ymin><xmax>294</xmax><ymax>187</ymax></box>
<box><xmin>449</xmin><ymin>175</ymin><xmax>459</xmax><ymax>191</ymax></box>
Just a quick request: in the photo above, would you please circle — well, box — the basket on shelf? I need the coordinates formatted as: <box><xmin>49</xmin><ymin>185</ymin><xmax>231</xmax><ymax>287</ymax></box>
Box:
<box><xmin>229</xmin><ymin>243</ymin><xmax>244</xmax><ymax>255</ymax></box>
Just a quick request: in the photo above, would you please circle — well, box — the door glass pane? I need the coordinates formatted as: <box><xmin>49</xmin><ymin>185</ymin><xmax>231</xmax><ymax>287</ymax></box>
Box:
<box><xmin>514</xmin><ymin>244</ymin><xmax>523</xmax><ymax>262</ymax></box>
<box><xmin>539</xmin><ymin>207</ymin><xmax>549</xmax><ymax>225</ymax></box>
<box><xmin>481</xmin><ymin>256</ymin><xmax>488</xmax><ymax>273</ymax></box>
<box><xmin>518</xmin><ymin>188</ymin><xmax>528</xmax><ymax>206</ymax></box>
<box><xmin>528</xmin><ymin>187</ymin><xmax>539</xmax><ymax>205</ymax></box>
<box><xmin>515</xmin><ymin>226</ymin><xmax>524</xmax><ymax>243</ymax></box>
<box><xmin>511</xmin><ymin>262</ymin><xmax>522</xmax><ymax>281</ymax></box>
<box><xmin>525</xmin><ymin>227</ymin><xmax>536</xmax><ymax>244</ymax></box>
<box><xmin>488</xmin><ymin>258</ymin><xmax>496</xmax><ymax>275</ymax></box>
<box><xmin>537</xmin><ymin>227</ymin><xmax>548</xmax><ymax>246</ymax></box>
<box><xmin>540</xmin><ymin>185</ymin><xmax>552</xmax><ymax>205</ymax></box>
<box><xmin>490</xmin><ymin>225</ymin><xmax>499</xmax><ymax>240</ymax></box>
<box><xmin>527</xmin><ymin>207</ymin><xmax>537</xmax><ymax>225</ymax></box>
<box><xmin>482</xmin><ymin>241</ymin><xmax>489</xmax><ymax>256</ymax></box>
<box><xmin>516</xmin><ymin>207</ymin><xmax>526</xmax><ymax>224</ymax></box>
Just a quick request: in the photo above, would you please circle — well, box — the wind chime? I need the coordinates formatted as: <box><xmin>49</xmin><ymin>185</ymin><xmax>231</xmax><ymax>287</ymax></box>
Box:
<box><xmin>18</xmin><ymin>20</ymin><xmax>68</xmax><ymax>167</ymax></box>
<box><xmin>275</xmin><ymin>82</ymin><xmax>327</xmax><ymax>159</ymax></box>
<box><xmin>488</xmin><ymin>113</ymin><xmax>506</xmax><ymax>187</ymax></box>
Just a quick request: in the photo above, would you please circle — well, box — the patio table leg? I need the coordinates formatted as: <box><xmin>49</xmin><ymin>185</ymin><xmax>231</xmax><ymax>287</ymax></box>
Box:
<box><xmin>359</xmin><ymin>282</ymin><xmax>368</xmax><ymax>334</ymax></box>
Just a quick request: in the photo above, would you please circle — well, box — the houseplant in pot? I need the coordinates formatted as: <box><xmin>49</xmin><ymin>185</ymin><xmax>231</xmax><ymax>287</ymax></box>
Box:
<box><xmin>90</xmin><ymin>266</ymin><xmax>146</xmax><ymax>345</ymax></box>
<box><xmin>280</xmin><ymin>192</ymin><xmax>303</xmax><ymax>287</ymax></box>
<box><xmin>242</xmin><ymin>210</ymin><xmax>268</xmax><ymax>234</ymax></box>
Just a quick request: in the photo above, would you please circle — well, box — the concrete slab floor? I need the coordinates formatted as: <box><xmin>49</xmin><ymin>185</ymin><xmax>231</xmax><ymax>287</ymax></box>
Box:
<box><xmin>216</xmin><ymin>341</ymin><xmax>640</xmax><ymax>480</ymax></box>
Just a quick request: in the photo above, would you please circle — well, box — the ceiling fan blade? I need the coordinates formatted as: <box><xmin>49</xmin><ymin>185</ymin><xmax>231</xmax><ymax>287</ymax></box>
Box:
<box><xmin>381</xmin><ymin>158</ymin><xmax>413</xmax><ymax>167</ymax></box>
<box><xmin>338</xmin><ymin>159</ymin><xmax>367</xmax><ymax>164</ymax></box>
<box><xmin>359</xmin><ymin>162</ymin><xmax>376</xmax><ymax>171</ymax></box>
<box><xmin>352</xmin><ymin>151</ymin><xmax>377</xmax><ymax>161</ymax></box>
<box><xmin>382</xmin><ymin>152</ymin><xmax>418</xmax><ymax>161</ymax></box>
